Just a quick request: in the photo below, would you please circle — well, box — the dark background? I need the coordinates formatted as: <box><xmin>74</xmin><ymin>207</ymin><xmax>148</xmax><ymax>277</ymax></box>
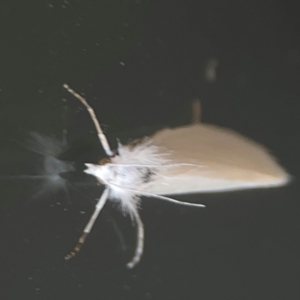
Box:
<box><xmin>0</xmin><ymin>1</ymin><xmax>299</xmax><ymax>299</ymax></box>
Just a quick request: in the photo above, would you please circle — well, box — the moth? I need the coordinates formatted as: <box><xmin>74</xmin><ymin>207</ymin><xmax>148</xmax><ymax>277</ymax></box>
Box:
<box><xmin>63</xmin><ymin>85</ymin><xmax>289</xmax><ymax>268</ymax></box>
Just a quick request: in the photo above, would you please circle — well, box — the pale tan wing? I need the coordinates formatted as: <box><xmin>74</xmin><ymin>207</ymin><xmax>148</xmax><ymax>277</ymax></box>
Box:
<box><xmin>142</xmin><ymin>124</ymin><xmax>289</xmax><ymax>195</ymax></box>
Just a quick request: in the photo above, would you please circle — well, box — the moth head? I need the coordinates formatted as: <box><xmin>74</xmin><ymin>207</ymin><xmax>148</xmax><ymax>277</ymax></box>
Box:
<box><xmin>84</xmin><ymin>157</ymin><xmax>112</xmax><ymax>185</ymax></box>
<box><xmin>99</xmin><ymin>157</ymin><xmax>111</xmax><ymax>165</ymax></box>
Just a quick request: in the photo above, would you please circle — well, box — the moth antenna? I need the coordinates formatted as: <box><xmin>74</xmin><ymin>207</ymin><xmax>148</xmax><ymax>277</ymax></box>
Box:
<box><xmin>126</xmin><ymin>206</ymin><xmax>144</xmax><ymax>269</ymax></box>
<box><xmin>63</xmin><ymin>84</ymin><xmax>113</xmax><ymax>157</ymax></box>
<box><xmin>107</xmin><ymin>181</ymin><xmax>206</xmax><ymax>208</ymax></box>
<box><xmin>65</xmin><ymin>188</ymin><xmax>109</xmax><ymax>260</ymax></box>
<box><xmin>191</xmin><ymin>98</ymin><xmax>201</xmax><ymax>124</ymax></box>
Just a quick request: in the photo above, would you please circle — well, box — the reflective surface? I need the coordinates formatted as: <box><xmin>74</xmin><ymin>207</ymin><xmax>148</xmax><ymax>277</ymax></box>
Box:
<box><xmin>0</xmin><ymin>1</ymin><xmax>299</xmax><ymax>299</ymax></box>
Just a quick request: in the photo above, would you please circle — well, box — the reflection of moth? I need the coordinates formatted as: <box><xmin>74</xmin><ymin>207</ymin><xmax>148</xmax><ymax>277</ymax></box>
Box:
<box><xmin>63</xmin><ymin>85</ymin><xmax>289</xmax><ymax>269</ymax></box>
<box><xmin>4</xmin><ymin>131</ymin><xmax>75</xmax><ymax>201</ymax></box>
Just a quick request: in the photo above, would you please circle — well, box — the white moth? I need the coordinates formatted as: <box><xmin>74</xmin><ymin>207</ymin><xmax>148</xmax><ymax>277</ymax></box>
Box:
<box><xmin>63</xmin><ymin>84</ymin><xmax>289</xmax><ymax>269</ymax></box>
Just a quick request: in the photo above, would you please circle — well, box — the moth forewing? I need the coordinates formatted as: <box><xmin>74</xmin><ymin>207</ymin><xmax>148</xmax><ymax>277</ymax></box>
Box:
<box><xmin>146</xmin><ymin>124</ymin><xmax>290</xmax><ymax>195</ymax></box>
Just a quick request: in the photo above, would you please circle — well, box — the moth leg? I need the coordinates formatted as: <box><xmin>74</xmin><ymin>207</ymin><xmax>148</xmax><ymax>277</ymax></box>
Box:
<box><xmin>191</xmin><ymin>98</ymin><xmax>201</xmax><ymax>124</ymax></box>
<box><xmin>63</xmin><ymin>84</ymin><xmax>113</xmax><ymax>157</ymax></box>
<box><xmin>107</xmin><ymin>180</ymin><xmax>206</xmax><ymax>208</ymax></box>
<box><xmin>126</xmin><ymin>207</ymin><xmax>144</xmax><ymax>269</ymax></box>
<box><xmin>65</xmin><ymin>188</ymin><xmax>109</xmax><ymax>260</ymax></box>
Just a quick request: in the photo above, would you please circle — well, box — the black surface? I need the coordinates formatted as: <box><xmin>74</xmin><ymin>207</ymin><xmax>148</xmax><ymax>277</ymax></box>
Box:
<box><xmin>0</xmin><ymin>1</ymin><xmax>299</xmax><ymax>299</ymax></box>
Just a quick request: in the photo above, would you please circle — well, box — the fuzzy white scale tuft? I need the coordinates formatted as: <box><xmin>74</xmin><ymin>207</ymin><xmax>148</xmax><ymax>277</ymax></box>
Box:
<box><xmin>84</xmin><ymin>140</ymin><xmax>170</xmax><ymax>217</ymax></box>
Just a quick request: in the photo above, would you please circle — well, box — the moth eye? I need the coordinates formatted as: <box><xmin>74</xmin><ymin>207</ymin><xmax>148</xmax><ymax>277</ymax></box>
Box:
<box><xmin>99</xmin><ymin>157</ymin><xmax>111</xmax><ymax>165</ymax></box>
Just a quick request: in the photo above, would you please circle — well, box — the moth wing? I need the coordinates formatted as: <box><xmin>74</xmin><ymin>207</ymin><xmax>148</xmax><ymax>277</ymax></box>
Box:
<box><xmin>142</xmin><ymin>124</ymin><xmax>289</xmax><ymax>195</ymax></box>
